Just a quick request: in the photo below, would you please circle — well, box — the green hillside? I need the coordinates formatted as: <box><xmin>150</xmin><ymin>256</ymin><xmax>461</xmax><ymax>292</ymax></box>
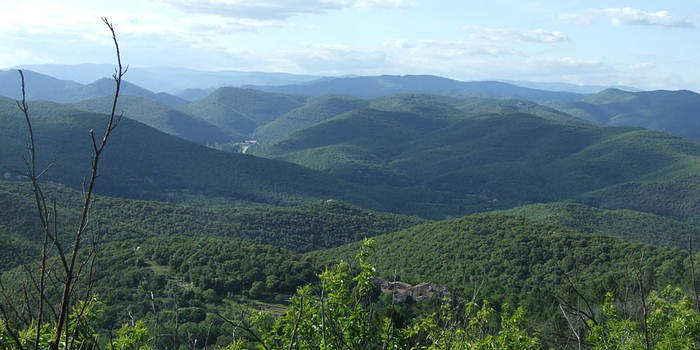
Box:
<box><xmin>0</xmin><ymin>236</ymin><xmax>321</xmax><ymax>347</ymax></box>
<box><xmin>0</xmin><ymin>180</ymin><xmax>424</xmax><ymax>270</ymax></box>
<box><xmin>254</xmin><ymin>94</ymin><xmax>369</xmax><ymax>141</ymax></box>
<box><xmin>253</xmin><ymin>107</ymin><xmax>449</xmax><ymax>187</ymax></box>
<box><xmin>497</xmin><ymin>201</ymin><xmax>700</xmax><ymax>250</ymax></box>
<box><xmin>254</xmin><ymin>105</ymin><xmax>700</xmax><ymax>222</ymax></box>
<box><xmin>0</xmin><ymin>96</ymin><xmax>377</xmax><ymax>208</ymax></box>
<box><xmin>311</xmin><ymin>214</ymin><xmax>697</xmax><ymax>326</ymax></box>
<box><xmin>549</xmin><ymin>88</ymin><xmax>700</xmax><ymax>141</ymax></box>
<box><xmin>370</xmin><ymin>93</ymin><xmax>578</xmax><ymax>122</ymax></box>
<box><xmin>178</xmin><ymin>87</ymin><xmax>306</xmax><ymax>137</ymax></box>
<box><xmin>72</xmin><ymin>95</ymin><xmax>232</xmax><ymax>145</ymax></box>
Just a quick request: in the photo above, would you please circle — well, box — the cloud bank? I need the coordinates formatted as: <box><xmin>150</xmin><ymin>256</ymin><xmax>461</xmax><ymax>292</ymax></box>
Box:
<box><xmin>462</xmin><ymin>25</ymin><xmax>568</xmax><ymax>43</ymax></box>
<box><xmin>561</xmin><ymin>7</ymin><xmax>696</xmax><ymax>28</ymax></box>
<box><xmin>160</xmin><ymin>0</ymin><xmax>412</xmax><ymax>20</ymax></box>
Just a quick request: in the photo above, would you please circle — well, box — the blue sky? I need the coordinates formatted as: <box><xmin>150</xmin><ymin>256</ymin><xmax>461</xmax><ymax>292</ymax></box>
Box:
<box><xmin>1</xmin><ymin>0</ymin><xmax>699</xmax><ymax>90</ymax></box>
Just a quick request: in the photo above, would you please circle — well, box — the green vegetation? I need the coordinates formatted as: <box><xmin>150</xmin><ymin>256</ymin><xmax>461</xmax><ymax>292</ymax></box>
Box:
<box><xmin>0</xmin><ymin>236</ymin><xmax>320</xmax><ymax>348</ymax></box>
<box><xmin>0</xmin><ymin>180</ymin><xmax>423</xmax><ymax>270</ymax></box>
<box><xmin>4</xmin><ymin>238</ymin><xmax>697</xmax><ymax>348</ymax></box>
<box><xmin>4</xmin><ymin>65</ymin><xmax>700</xmax><ymax>348</ymax></box>
<box><xmin>222</xmin><ymin>240</ymin><xmax>541</xmax><ymax>350</ymax></box>
<box><xmin>254</xmin><ymin>107</ymin><xmax>446</xmax><ymax>185</ymax></box>
<box><xmin>254</xmin><ymin>94</ymin><xmax>368</xmax><ymax>141</ymax></box>
<box><xmin>255</xmin><ymin>105</ymin><xmax>700</xmax><ymax>223</ymax></box>
<box><xmin>312</xmin><ymin>214</ymin><xmax>699</xmax><ymax>343</ymax></box>
<box><xmin>549</xmin><ymin>88</ymin><xmax>700</xmax><ymax>141</ymax></box>
<box><xmin>587</xmin><ymin>286</ymin><xmax>700</xmax><ymax>349</ymax></box>
<box><xmin>370</xmin><ymin>93</ymin><xmax>578</xmax><ymax>122</ymax></box>
<box><xmin>313</xmin><ymin>214</ymin><xmax>695</xmax><ymax>302</ymax></box>
<box><xmin>73</xmin><ymin>95</ymin><xmax>232</xmax><ymax>145</ymax></box>
<box><xmin>8</xmin><ymin>88</ymin><xmax>700</xmax><ymax>224</ymax></box>
<box><xmin>0</xmin><ymin>96</ymin><xmax>379</xmax><ymax>208</ymax></box>
<box><xmin>178</xmin><ymin>87</ymin><xmax>306</xmax><ymax>137</ymax></box>
<box><xmin>498</xmin><ymin>202</ymin><xmax>700</xmax><ymax>249</ymax></box>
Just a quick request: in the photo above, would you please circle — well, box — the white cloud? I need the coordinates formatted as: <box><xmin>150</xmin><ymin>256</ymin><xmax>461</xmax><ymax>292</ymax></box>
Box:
<box><xmin>353</xmin><ymin>0</ymin><xmax>413</xmax><ymax>9</ymax></box>
<box><xmin>159</xmin><ymin>0</ymin><xmax>412</xmax><ymax>20</ymax></box>
<box><xmin>523</xmin><ymin>56</ymin><xmax>611</xmax><ymax>73</ymax></box>
<box><xmin>628</xmin><ymin>62</ymin><xmax>654</xmax><ymax>71</ymax></box>
<box><xmin>412</xmin><ymin>40</ymin><xmax>519</xmax><ymax>56</ymax></box>
<box><xmin>285</xmin><ymin>42</ymin><xmax>392</xmax><ymax>75</ymax></box>
<box><xmin>561</xmin><ymin>8</ymin><xmax>696</xmax><ymax>28</ymax></box>
<box><xmin>603</xmin><ymin>8</ymin><xmax>695</xmax><ymax>28</ymax></box>
<box><xmin>462</xmin><ymin>25</ymin><xmax>568</xmax><ymax>43</ymax></box>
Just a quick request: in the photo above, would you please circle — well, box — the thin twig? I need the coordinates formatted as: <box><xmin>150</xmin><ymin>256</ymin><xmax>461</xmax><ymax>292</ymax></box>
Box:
<box><xmin>288</xmin><ymin>295</ymin><xmax>304</xmax><ymax>350</ymax></box>
<box><xmin>214</xmin><ymin>311</ymin><xmax>270</xmax><ymax>350</ymax></box>
<box><xmin>0</xmin><ymin>302</ymin><xmax>25</xmax><ymax>350</ymax></box>
<box><xmin>689</xmin><ymin>237</ymin><xmax>699</xmax><ymax>311</ymax></box>
<box><xmin>52</xmin><ymin>18</ymin><xmax>124</xmax><ymax>348</ymax></box>
<box><xmin>559</xmin><ymin>304</ymin><xmax>582</xmax><ymax>350</ymax></box>
<box><xmin>636</xmin><ymin>253</ymin><xmax>650</xmax><ymax>350</ymax></box>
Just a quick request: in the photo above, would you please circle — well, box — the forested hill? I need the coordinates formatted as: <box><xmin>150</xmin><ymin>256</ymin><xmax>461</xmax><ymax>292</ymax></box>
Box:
<box><xmin>314</xmin><ymin>214</ymin><xmax>694</xmax><ymax>298</ymax></box>
<box><xmin>311</xmin><ymin>214</ymin><xmax>697</xmax><ymax>340</ymax></box>
<box><xmin>548</xmin><ymin>88</ymin><xmax>700</xmax><ymax>141</ymax></box>
<box><xmin>177</xmin><ymin>87</ymin><xmax>307</xmax><ymax>137</ymax></box>
<box><xmin>0</xmin><ymin>180</ymin><xmax>424</xmax><ymax>270</ymax></box>
<box><xmin>72</xmin><ymin>95</ymin><xmax>233</xmax><ymax>145</ymax></box>
<box><xmin>254</xmin><ymin>106</ymin><xmax>700</xmax><ymax>223</ymax></box>
<box><xmin>0</xmin><ymin>96</ymin><xmax>378</xmax><ymax>208</ymax></box>
<box><xmin>496</xmin><ymin>201</ymin><xmax>700</xmax><ymax>250</ymax></box>
<box><xmin>0</xmin><ymin>236</ymin><xmax>322</xmax><ymax>346</ymax></box>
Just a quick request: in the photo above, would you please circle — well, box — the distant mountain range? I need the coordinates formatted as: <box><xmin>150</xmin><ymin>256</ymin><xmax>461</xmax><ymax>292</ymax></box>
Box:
<box><xmin>15</xmin><ymin>64</ymin><xmax>322</xmax><ymax>92</ymax></box>
<box><xmin>501</xmin><ymin>80</ymin><xmax>640</xmax><ymax>94</ymax></box>
<box><xmin>4</xmin><ymin>67</ymin><xmax>696</xmax><ymax>149</ymax></box>
<box><xmin>0</xmin><ymin>69</ymin><xmax>185</xmax><ymax>106</ymax></box>
<box><xmin>248</xmin><ymin>75</ymin><xmax>584</xmax><ymax>102</ymax></box>
<box><xmin>548</xmin><ymin>88</ymin><xmax>700</xmax><ymax>141</ymax></box>
<box><xmin>12</xmin><ymin>64</ymin><xmax>650</xmax><ymax>95</ymax></box>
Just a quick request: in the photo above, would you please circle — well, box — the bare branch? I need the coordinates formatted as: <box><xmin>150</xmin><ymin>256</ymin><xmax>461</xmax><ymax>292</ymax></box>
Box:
<box><xmin>562</xmin><ymin>272</ymin><xmax>598</xmax><ymax>326</ymax></box>
<box><xmin>0</xmin><ymin>302</ymin><xmax>25</xmax><ymax>350</ymax></box>
<box><xmin>320</xmin><ymin>278</ymin><xmax>327</xmax><ymax>350</ymax></box>
<box><xmin>689</xmin><ymin>237</ymin><xmax>699</xmax><ymax>311</ymax></box>
<box><xmin>636</xmin><ymin>253</ymin><xmax>650</xmax><ymax>350</ymax></box>
<box><xmin>559</xmin><ymin>304</ymin><xmax>582</xmax><ymax>350</ymax></box>
<box><xmin>214</xmin><ymin>310</ymin><xmax>270</xmax><ymax>350</ymax></box>
<box><xmin>36</xmin><ymin>160</ymin><xmax>55</xmax><ymax>180</ymax></box>
<box><xmin>52</xmin><ymin>18</ymin><xmax>125</xmax><ymax>348</ymax></box>
<box><xmin>288</xmin><ymin>295</ymin><xmax>304</xmax><ymax>350</ymax></box>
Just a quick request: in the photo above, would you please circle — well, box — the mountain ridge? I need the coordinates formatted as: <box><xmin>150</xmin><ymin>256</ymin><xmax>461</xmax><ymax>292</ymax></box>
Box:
<box><xmin>247</xmin><ymin>74</ymin><xmax>583</xmax><ymax>102</ymax></box>
<box><xmin>548</xmin><ymin>88</ymin><xmax>700</xmax><ymax>141</ymax></box>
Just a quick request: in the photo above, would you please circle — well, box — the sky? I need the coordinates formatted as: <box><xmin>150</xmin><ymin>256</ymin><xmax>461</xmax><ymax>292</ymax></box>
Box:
<box><xmin>1</xmin><ymin>0</ymin><xmax>699</xmax><ymax>90</ymax></box>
